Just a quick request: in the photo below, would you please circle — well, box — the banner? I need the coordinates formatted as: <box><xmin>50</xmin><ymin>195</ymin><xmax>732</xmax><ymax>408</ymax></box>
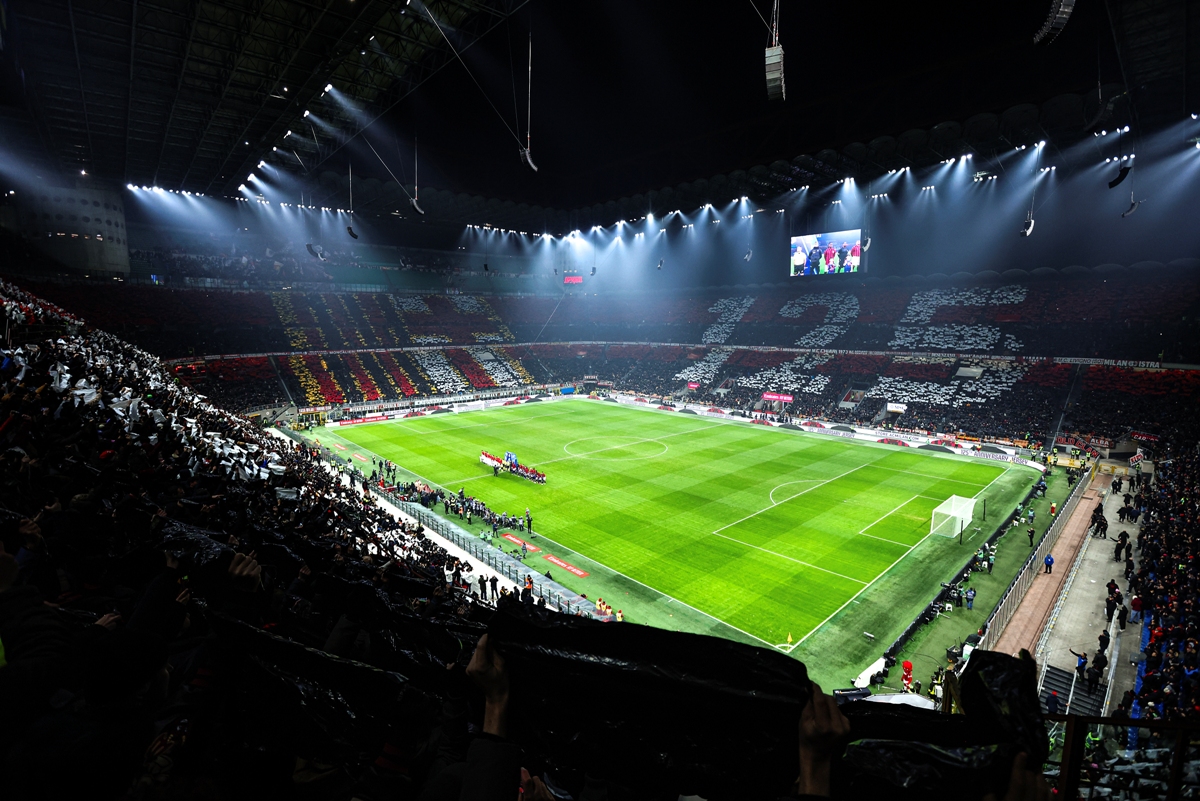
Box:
<box><xmin>1056</xmin><ymin>434</ymin><xmax>1100</xmax><ymax>459</ymax></box>
<box><xmin>762</xmin><ymin>392</ymin><xmax>794</xmax><ymax>402</ymax></box>
<box><xmin>886</xmin><ymin>402</ymin><xmax>908</xmax><ymax>414</ymax></box>
<box><xmin>1129</xmin><ymin>452</ymin><xmax>1144</xmax><ymax>467</ymax></box>
<box><xmin>687</xmin><ymin>381</ymin><xmax>700</xmax><ymax>389</ymax></box>
<box><xmin>1129</xmin><ymin>430</ymin><xmax>1160</xmax><ymax>442</ymax></box>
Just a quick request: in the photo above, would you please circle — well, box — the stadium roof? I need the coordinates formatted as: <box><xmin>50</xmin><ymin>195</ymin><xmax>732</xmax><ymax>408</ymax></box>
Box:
<box><xmin>6</xmin><ymin>0</ymin><xmax>520</xmax><ymax>191</ymax></box>
<box><xmin>4</xmin><ymin>0</ymin><xmax>1198</xmax><ymax>233</ymax></box>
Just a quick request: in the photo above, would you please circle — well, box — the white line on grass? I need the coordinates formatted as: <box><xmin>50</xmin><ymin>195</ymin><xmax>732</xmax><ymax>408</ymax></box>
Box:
<box><xmin>972</xmin><ymin>466</ymin><xmax>1013</xmax><ymax>499</ymax></box>
<box><xmin>712</xmin><ymin>462</ymin><xmax>872</xmax><ymax>535</ymax></box>
<box><xmin>709</xmin><ymin>531</ymin><xmax>869</xmax><ymax>584</ymax></box>
<box><xmin>439</xmin><ymin>420</ymin><xmax>726</xmax><ymax>484</ymax></box>
<box><xmin>787</xmin><ymin>525</ymin><xmax>942</xmax><ymax>653</ymax></box>
<box><xmin>768</xmin><ymin>479</ymin><xmax>826</xmax><ymax>505</ymax></box>
<box><xmin>785</xmin><ymin>465</ymin><xmax>1020</xmax><ymax>653</ymax></box>
<box><xmin>523</xmin><ymin>527</ymin><xmax>780</xmax><ymax>650</ymax></box>
<box><xmin>866</xmin><ymin>464</ymin><xmax>990</xmax><ymax>486</ymax></box>
<box><xmin>354</xmin><ymin>406</ymin><xmax>580</xmax><ymax>436</ymax></box>
<box><xmin>536</xmin><ymin>422</ymin><xmax>726</xmax><ymax>466</ymax></box>
<box><xmin>855</xmin><ymin>495</ymin><xmax>928</xmax><ymax>547</ymax></box>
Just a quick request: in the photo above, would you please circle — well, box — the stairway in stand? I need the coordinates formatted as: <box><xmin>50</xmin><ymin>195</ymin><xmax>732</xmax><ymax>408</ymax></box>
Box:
<box><xmin>1040</xmin><ymin>664</ymin><xmax>1106</xmax><ymax>717</ymax></box>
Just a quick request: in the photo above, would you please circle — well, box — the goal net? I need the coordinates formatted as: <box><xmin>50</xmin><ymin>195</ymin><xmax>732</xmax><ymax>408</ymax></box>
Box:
<box><xmin>931</xmin><ymin>495</ymin><xmax>977</xmax><ymax>538</ymax></box>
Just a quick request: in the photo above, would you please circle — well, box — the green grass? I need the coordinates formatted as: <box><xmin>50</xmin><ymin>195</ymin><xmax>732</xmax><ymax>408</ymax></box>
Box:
<box><xmin>313</xmin><ymin>400</ymin><xmax>1036</xmax><ymax>686</ymax></box>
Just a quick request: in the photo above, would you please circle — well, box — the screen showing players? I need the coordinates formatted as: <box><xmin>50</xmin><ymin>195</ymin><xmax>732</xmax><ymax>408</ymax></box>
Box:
<box><xmin>789</xmin><ymin>229</ymin><xmax>864</xmax><ymax>276</ymax></box>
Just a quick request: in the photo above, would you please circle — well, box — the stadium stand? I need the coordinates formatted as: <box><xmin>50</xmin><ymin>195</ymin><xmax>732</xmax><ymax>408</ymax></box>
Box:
<box><xmin>175</xmin><ymin>358</ymin><xmax>287</xmax><ymax>411</ymax></box>
<box><xmin>1117</xmin><ymin>452</ymin><xmax>1200</xmax><ymax>732</ymax></box>
<box><xmin>17</xmin><ymin>275</ymin><xmax>1197</xmax><ymax>799</ymax></box>
<box><xmin>13</xmin><ymin>267</ymin><xmax>1200</xmax><ymax>363</ymax></box>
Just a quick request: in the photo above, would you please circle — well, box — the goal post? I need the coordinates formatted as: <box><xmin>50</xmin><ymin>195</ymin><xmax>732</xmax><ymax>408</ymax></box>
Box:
<box><xmin>931</xmin><ymin>495</ymin><xmax>977</xmax><ymax>538</ymax></box>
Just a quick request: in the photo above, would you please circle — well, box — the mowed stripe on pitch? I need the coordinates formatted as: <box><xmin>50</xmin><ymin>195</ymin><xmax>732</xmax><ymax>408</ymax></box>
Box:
<box><xmin>335</xmin><ymin>401</ymin><xmax>1005</xmax><ymax>644</ymax></box>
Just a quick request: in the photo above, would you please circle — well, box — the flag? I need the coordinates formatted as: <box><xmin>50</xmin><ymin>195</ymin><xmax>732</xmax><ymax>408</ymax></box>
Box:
<box><xmin>786</xmin><ymin>632</ymin><xmax>792</xmax><ymax>644</ymax></box>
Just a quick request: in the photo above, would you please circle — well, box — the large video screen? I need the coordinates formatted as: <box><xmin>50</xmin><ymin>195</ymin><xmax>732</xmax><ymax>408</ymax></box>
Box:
<box><xmin>790</xmin><ymin>229</ymin><xmax>864</xmax><ymax>276</ymax></box>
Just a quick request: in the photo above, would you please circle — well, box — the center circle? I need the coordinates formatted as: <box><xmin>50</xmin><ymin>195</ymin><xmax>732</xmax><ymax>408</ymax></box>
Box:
<box><xmin>563</xmin><ymin>436</ymin><xmax>669</xmax><ymax>460</ymax></box>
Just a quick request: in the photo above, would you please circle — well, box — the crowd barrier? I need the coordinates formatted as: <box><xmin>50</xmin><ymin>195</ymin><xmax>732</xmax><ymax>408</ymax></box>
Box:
<box><xmin>976</xmin><ymin>463</ymin><xmax>1095</xmax><ymax>652</ymax></box>
<box><xmin>273</xmin><ymin>427</ymin><xmax>602</xmax><ymax>620</ymax></box>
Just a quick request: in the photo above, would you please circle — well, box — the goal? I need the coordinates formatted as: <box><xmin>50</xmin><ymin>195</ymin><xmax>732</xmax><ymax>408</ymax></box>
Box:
<box><xmin>931</xmin><ymin>495</ymin><xmax>977</xmax><ymax>538</ymax></box>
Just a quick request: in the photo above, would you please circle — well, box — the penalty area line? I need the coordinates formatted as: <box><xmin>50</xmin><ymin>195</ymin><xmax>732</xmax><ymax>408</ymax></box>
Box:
<box><xmin>855</xmin><ymin>494</ymin><xmax>928</xmax><ymax>547</ymax></box>
<box><xmin>712</xmin><ymin>462</ymin><xmax>874</xmax><ymax>536</ymax></box>
<box><xmin>710</xmin><ymin>531</ymin><xmax>869</xmax><ymax>585</ymax></box>
<box><xmin>787</xmin><ymin>526</ymin><xmax>941</xmax><ymax>654</ymax></box>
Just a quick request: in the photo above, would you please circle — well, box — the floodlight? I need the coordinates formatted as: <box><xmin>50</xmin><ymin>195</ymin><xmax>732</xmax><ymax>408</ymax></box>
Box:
<box><xmin>325</xmin><ymin>83</ymin><xmax>333</xmax><ymax>92</ymax></box>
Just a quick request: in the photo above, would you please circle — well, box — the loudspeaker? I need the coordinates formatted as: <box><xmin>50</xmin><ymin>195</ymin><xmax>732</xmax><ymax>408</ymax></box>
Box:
<box><xmin>765</xmin><ymin>46</ymin><xmax>785</xmax><ymax>101</ymax></box>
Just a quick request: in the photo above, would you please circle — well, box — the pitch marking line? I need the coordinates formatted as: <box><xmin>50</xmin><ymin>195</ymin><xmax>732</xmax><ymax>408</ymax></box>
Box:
<box><xmin>787</xmin><ymin>524</ymin><xmax>942</xmax><ymax>653</ymax></box>
<box><xmin>786</xmin><ymin>464</ymin><xmax>1020</xmax><ymax>653</ymax></box>
<box><xmin>559</xmin><ymin>436</ymin><xmax>669</xmax><ymax>461</ymax></box>
<box><xmin>441</xmin><ymin>421</ymin><xmax>728</xmax><ymax>486</ymax></box>
<box><xmin>855</xmin><ymin>494</ymin><xmax>929</xmax><ymax>547</ymax></box>
<box><xmin>972</xmin><ymin>466</ymin><xmax>1013</xmax><ymax>499</ymax></box>
<box><xmin>712</xmin><ymin>461</ymin><xmax>877</xmax><ymax>535</ymax></box>
<box><xmin>710</xmin><ymin>531</ymin><xmax>869</xmax><ymax>585</ymax></box>
<box><xmin>768</xmin><ymin>479</ymin><xmax>826</xmax><ymax>505</ymax></box>
<box><xmin>356</xmin><ymin>406</ymin><xmax>579</xmax><ymax>434</ymax></box>
<box><xmin>866</xmin><ymin>464</ymin><xmax>991</xmax><ymax>486</ymax></box>
<box><xmin>522</xmin><ymin>527</ymin><xmax>780</xmax><ymax>650</ymax></box>
<box><xmin>537</xmin><ymin>422</ymin><xmax>726</xmax><ymax>466</ymax></box>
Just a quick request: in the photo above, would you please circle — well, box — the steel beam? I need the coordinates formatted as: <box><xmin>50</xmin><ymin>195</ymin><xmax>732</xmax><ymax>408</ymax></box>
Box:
<box><xmin>66</xmin><ymin>0</ymin><xmax>97</xmax><ymax>169</ymax></box>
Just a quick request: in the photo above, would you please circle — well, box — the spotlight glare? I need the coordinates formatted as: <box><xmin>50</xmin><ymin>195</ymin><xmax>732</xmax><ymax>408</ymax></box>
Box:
<box><xmin>303</xmin><ymin>110</ymin><xmax>310</xmax><ymax>118</ymax></box>
<box><xmin>325</xmin><ymin>83</ymin><xmax>333</xmax><ymax>92</ymax></box>
<box><xmin>1123</xmin><ymin>125</ymin><xmax>1130</xmax><ymax>132</ymax></box>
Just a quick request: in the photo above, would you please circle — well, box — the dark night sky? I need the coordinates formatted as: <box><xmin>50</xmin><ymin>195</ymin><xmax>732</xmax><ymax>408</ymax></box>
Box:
<box><xmin>357</xmin><ymin>0</ymin><xmax>1120</xmax><ymax>209</ymax></box>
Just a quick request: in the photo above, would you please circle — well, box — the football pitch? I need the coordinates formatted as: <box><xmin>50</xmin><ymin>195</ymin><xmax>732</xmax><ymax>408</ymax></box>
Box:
<box><xmin>320</xmin><ymin>399</ymin><xmax>1033</xmax><ymax>683</ymax></box>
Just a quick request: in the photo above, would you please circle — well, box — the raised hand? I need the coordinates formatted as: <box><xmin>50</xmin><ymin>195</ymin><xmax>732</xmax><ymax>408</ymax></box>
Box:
<box><xmin>795</xmin><ymin>682</ymin><xmax>850</xmax><ymax>798</ymax></box>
